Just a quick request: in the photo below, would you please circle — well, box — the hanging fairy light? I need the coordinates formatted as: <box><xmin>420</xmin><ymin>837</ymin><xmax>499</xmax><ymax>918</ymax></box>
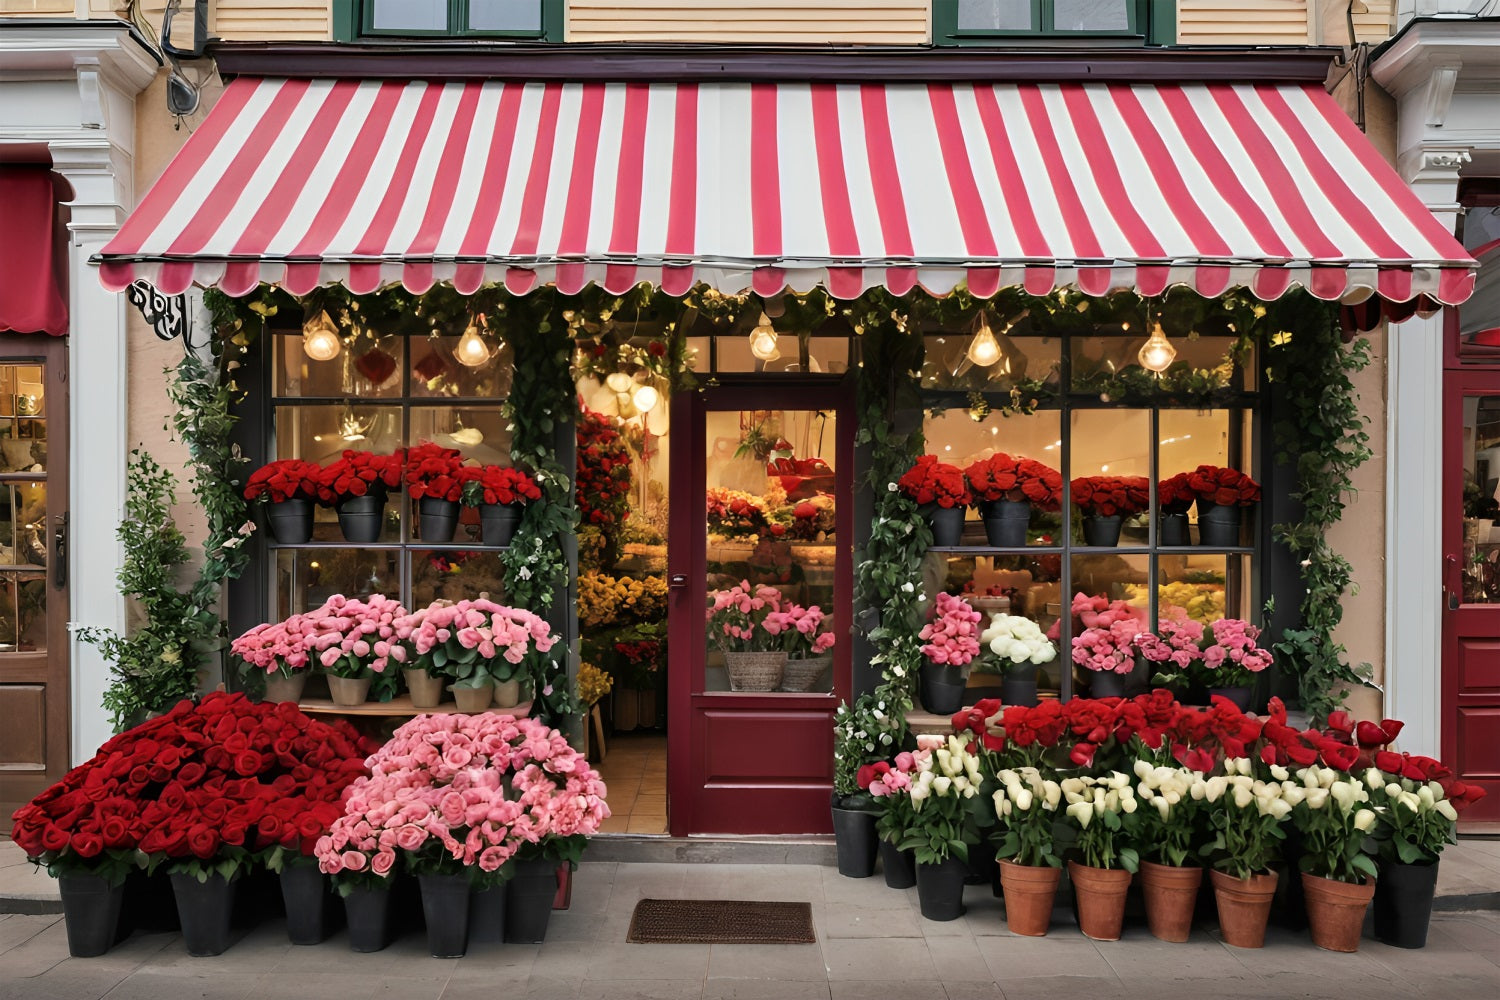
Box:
<box><xmin>455</xmin><ymin>314</ymin><xmax>493</xmax><ymax>368</ymax></box>
<box><xmin>301</xmin><ymin>310</ymin><xmax>342</xmax><ymax>362</ymax></box>
<box><xmin>966</xmin><ymin>315</ymin><xmax>1002</xmax><ymax>367</ymax></box>
<box><xmin>632</xmin><ymin>383</ymin><xmax>660</xmax><ymax>413</ymax></box>
<box><xmin>748</xmin><ymin>312</ymin><xmax>780</xmax><ymax>361</ymax></box>
<box><xmin>1138</xmin><ymin>322</ymin><xmax>1178</xmax><ymax>373</ymax></box>
<box><xmin>964</xmin><ymin>309</ymin><xmax>1029</xmax><ymax>373</ymax></box>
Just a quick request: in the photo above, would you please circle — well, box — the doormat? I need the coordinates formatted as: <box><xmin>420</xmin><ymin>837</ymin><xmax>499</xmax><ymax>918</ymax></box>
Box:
<box><xmin>626</xmin><ymin>898</ymin><xmax>816</xmax><ymax>944</ymax></box>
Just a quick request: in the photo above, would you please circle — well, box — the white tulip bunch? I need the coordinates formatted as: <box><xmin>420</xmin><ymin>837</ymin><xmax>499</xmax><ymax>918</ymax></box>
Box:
<box><xmin>1364</xmin><ymin>768</ymin><xmax>1459</xmax><ymax>823</ymax></box>
<box><xmin>993</xmin><ymin>767</ymin><xmax>1063</xmax><ymax>818</ymax></box>
<box><xmin>909</xmin><ymin>734</ymin><xmax>982</xmax><ymax>808</ymax></box>
<box><xmin>1059</xmin><ymin>771</ymin><xmax>1141</xmax><ymax>871</ymax></box>
<box><xmin>1132</xmin><ymin>759</ymin><xmax>1208</xmax><ymax>867</ymax></box>
<box><xmin>991</xmin><ymin>767</ymin><xmax>1064</xmax><ymax>868</ymax></box>
<box><xmin>1288</xmin><ymin>765</ymin><xmax>1381</xmax><ymax>883</ymax></box>
<box><xmin>1199</xmin><ymin>758</ymin><xmax>1293</xmax><ymax>879</ymax></box>
<box><xmin>978</xmin><ymin>613</ymin><xmax>1057</xmax><ymax>673</ymax></box>
<box><xmin>1361</xmin><ymin>767</ymin><xmax>1460</xmax><ymax>865</ymax></box>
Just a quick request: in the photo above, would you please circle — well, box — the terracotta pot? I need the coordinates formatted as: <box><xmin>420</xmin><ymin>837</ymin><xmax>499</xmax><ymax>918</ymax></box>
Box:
<box><xmin>404</xmin><ymin>669</ymin><xmax>444</xmax><ymax>709</ymax></box>
<box><xmin>1211</xmin><ymin>869</ymin><xmax>1278</xmax><ymax>949</ymax></box>
<box><xmin>326</xmin><ymin>674</ymin><xmax>371</xmax><ymax>707</ymax></box>
<box><xmin>1139</xmin><ymin>860</ymin><xmax>1202</xmax><ymax>943</ymax></box>
<box><xmin>998</xmin><ymin>860</ymin><xmax>1061</xmax><ymax>937</ymax></box>
<box><xmin>1069</xmin><ymin>861</ymin><xmax>1132</xmax><ymax>941</ymax></box>
<box><xmin>1302</xmin><ymin>872</ymin><xmax>1375</xmax><ymax>953</ymax></box>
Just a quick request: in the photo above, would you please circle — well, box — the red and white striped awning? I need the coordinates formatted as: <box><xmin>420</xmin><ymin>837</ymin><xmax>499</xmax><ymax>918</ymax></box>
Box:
<box><xmin>98</xmin><ymin>76</ymin><xmax>1475</xmax><ymax>304</ymax></box>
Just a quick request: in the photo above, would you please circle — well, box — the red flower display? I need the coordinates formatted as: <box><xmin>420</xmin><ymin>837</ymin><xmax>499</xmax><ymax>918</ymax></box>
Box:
<box><xmin>576</xmin><ymin>406</ymin><xmax>632</xmax><ymax>530</ymax></box>
<box><xmin>459</xmin><ymin>464</ymin><xmax>542</xmax><ymax>507</ymax></box>
<box><xmin>243</xmin><ymin>458</ymin><xmax>324</xmax><ymax>504</ymax></box>
<box><xmin>896</xmin><ymin>455</ymin><xmax>972</xmax><ymax>509</ymax></box>
<box><xmin>8</xmin><ymin>693</ymin><xmax>375</xmax><ymax>877</ymax></box>
<box><xmin>964</xmin><ymin>453</ymin><xmax>1064</xmax><ymax>512</ymax></box>
<box><xmin>1157</xmin><ymin>472</ymin><xmax>1196</xmax><ymax>515</ymax></box>
<box><xmin>404</xmin><ymin>441</ymin><xmax>466</xmax><ymax>502</ymax></box>
<box><xmin>314</xmin><ymin>450</ymin><xmax>404</xmax><ymax>504</ymax></box>
<box><xmin>1070</xmin><ymin>475</ymin><xmax>1150</xmax><ymax>517</ymax></box>
<box><xmin>1183</xmin><ymin>464</ymin><xmax>1261</xmax><ymax>507</ymax></box>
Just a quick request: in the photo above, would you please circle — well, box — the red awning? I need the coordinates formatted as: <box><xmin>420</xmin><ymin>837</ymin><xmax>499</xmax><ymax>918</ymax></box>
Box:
<box><xmin>98</xmin><ymin>77</ymin><xmax>1475</xmax><ymax>304</ymax></box>
<box><xmin>1</xmin><ymin>167</ymin><xmax>68</xmax><ymax>336</ymax></box>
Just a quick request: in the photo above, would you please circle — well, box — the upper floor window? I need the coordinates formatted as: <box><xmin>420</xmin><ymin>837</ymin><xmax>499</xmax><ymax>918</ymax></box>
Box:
<box><xmin>934</xmin><ymin>0</ymin><xmax>1175</xmax><ymax>44</ymax></box>
<box><xmin>343</xmin><ymin>0</ymin><xmax>562</xmax><ymax>40</ymax></box>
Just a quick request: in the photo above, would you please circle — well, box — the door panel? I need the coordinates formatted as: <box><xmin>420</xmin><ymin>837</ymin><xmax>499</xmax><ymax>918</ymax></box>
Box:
<box><xmin>0</xmin><ymin>338</ymin><xmax>69</xmax><ymax>831</ymax></box>
<box><xmin>668</xmin><ymin>382</ymin><xmax>853</xmax><ymax>835</ymax></box>
<box><xmin>1443</xmin><ymin>371</ymin><xmax>1500</xmax><ymax>824</ymax></box>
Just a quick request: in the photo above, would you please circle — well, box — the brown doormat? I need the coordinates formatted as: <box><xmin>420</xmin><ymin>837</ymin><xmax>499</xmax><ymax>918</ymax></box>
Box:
<box><xmin>626</xmin><ymin>898</ymin><xmax>816</xmax><ymax>944</ymax></box>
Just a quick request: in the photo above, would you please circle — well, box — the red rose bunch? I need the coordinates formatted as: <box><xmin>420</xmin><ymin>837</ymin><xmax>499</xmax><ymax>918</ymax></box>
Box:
<box><xmin>706</xmin><ymin>487</ymin><xmax>768</xmax><ymax>537</ymax></box>
<box><xmin>459</xmin><ymin>464</ymin><xmax>542</xmax><ymax>507</ymax></box>
<box><xmin>243</xmin><ymin>458</ymin><xmax>324</xmax><ymax>504</ymax></box>
<box><xmin>576</xmin><ymin>406</ymin><xmax>632</xmax><ymax>530</ymax></box>
<box><xmin>964</xmin><ymin>454</ymin><xmax>1063</xmax><ymax>512</ymax></box>
<box><xmin>896</xmin><ymin>455</ymin><xmax>972</xmax><ymax>509</ymax></box>
<box><xmin>404</xmin><ymin>441</ymin><xmax>466</xmax><ymax>502</ymax></box>
<box><xmin>9</xmin><ymin>693</ymin><xmax>375</xmax><ymax>880</ymax></box>
<box><xmin>1070</xmin><ymin>475</ymin><xmax>1150</xmax><ymax>517</ymax></box>
<box><xmin>1158</xmin><ymin>472</ymin><xmax>1196</xmax><ymax>515</ymax></box>
<box><xmin>1184</xmin><ymin>465</ymin><xmax>1261</xmax><ymax>508</ymax></box>
<box><xmin>315</xmin><ymin>450</ymin><xmax>404</xmax><ymax>504</ymax></box>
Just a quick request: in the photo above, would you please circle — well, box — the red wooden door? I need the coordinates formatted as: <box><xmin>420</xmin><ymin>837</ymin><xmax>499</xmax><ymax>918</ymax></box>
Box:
<box><xmin>1443</xmin><ymin>368</ymin><xmax>1500</xmax><ymax>826</ymax></box>
<box><xmin>667</xmin><ymin>383</ymin><xmax>853</xmax><ymax>835</ymax></box>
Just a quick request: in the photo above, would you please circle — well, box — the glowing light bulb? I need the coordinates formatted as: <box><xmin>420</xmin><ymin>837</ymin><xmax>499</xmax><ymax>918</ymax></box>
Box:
<box><xmin>1138</xmin><ymin>322</ymin><xmax>1177</xmax><ymax>373</ymax></box>
<box><xmin>632</xmin><ymin>384</ymin><xmax>660</xmax><ymax>412</ymax></box>
<box><xmin>302</xmin><ymin>311</ymin><xmax>341</xmax><ymax>362</ymax></box>
<box><xmin>749</xmin><ymin>313</ymin><xmax>780</xmax><ymax>361</ymax></box>
<box><xmin>456</xmin><ymin>316</ymin><xmax>492</xmax><ymax>368</ymax></box>
<box><xmin>605</xmin><ymin>371</ymin><xmax>633</xmax><ymax>394</ymax></box>
<box><xmin>966</xmin><ymin>318</ymin><xmax>1002</xmax><ymax>367</ymax></box>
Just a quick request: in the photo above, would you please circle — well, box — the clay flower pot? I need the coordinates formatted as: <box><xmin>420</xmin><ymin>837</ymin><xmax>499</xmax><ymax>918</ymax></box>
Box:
<box><xmin>998</xmin><ymin>860</ymin><xmax>1061</xmax><ymax>937</ymax></box>
<box><xmin>1069</xmin><ymin>861</ymin><xmax>1132</xmax><ymax>941</ymax></box>
<box><xmin>1138</xmin><ymin>860</ymin><xmax>1202</xmax><ymax>943</ymax></box>
<box><xmin>1210</xmin><ymin>869</ymin><xmax>1278</xmax><ymax>949</ymax></box>
<box><xmin>1302</xmin><ymin>872</ymin><xmax>1376</xmax><ymax>953</ymax></box>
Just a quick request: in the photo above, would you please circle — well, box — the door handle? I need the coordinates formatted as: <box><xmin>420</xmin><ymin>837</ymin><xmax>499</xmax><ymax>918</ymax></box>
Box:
<box><xmin>669</xmin><ymin>574</ymin><xmax>688</xmax><ymax>589</ymax></box>
<box><xmin>1444</xmin><ymin>553</ymin><xmax>1460</xmax><ymax>611</ymax></box>
<box><xmin>53</xmin><ymin>512</ymin><xmax>67</xmax><ymax>590</ymax></box>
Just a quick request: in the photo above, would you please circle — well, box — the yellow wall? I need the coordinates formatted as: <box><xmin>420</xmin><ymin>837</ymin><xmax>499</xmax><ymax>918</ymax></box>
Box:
<box><xmin>566</xmin><ymin>0</ymin><xmax>930</xmax><ymax>44</ymax></box>
<box><xmin>1177</xmin><ymin>0</ymin><xmax>1312</xmax><ymax>44</ymax></box>
<box><xmin>2</xmin><ymin>1</ymin><xmax>330</xmax><ymax>41</ymax></box>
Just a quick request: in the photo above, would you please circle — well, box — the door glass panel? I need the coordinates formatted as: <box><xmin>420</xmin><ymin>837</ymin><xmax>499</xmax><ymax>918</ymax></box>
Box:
<box><xmin>0</xmin><ymin>364</ymin><xmax>46</xmax><ymax>472</ymax></box>
<box><xmin>0</xmin><ymin>573</ymin><xmax>48</xmax><ymax>652</ymax></box>
<box><xmin>0</xmin><ymin>483</ymin><xmax>47</xmax><ymax>567</ymax></box>
<box><xmin>1461</xmin><ymin>394</ymin><xmax>1500</xmax><ymax>603</ymax></box>
<box><xmin>704</xmin><ymin>408</ymin><xmax>837</xmax><ymax>694</ymax></box>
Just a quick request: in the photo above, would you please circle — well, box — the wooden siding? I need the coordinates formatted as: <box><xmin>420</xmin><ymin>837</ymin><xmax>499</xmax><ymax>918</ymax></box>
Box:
<box><xmin>0</xmin><ymin>0</ymin><xmax>74</xmax><ymax>15</ymax></box>
<box><xmin>0</xmin><ymin>1</ymin><xmax>329</xmax><ymax>41</ymax></box>
<box><xmin>1316</xmin><ymin>0</ymin><xmax>1395</xmax><ymax>44</ymax></box>
<box><xmin>566</xmin><ymin>0</ymin><xmax>930</xmax><ymax>44</ymax></box>
<box><xmin>1177</xmin><ymin>0</ymin><xmax>1311</xmax><ymax>44</ymax></box>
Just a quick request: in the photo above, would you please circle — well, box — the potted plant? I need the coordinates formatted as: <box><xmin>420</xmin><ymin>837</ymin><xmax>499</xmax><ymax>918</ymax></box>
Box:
<box><xmin>1199</xmin><ymin>618</ymin><xmax>1274</xmax><ymax>710</ymax></box>
<box><xmin>393</xmin><ymin>598</ymin><xmax>558</xmax><ymax>712</ymax></box>
<box><xmin>860</xmin><ymin>748</ymin><xmax>924</xmax><ymax>890</ymax></box>
<box><xmin>917</xmin><ymin>592</ymin><xmax>983</xmax><ymax>715</ymax></box>
<box><xmin>1287</xmin><ymin>764</ymin><xmax>1379</xmax><ymax>953</ymax></box>
<box><xmin>976</xmin><ymin>612</ymin><xmax>1056</xmax><ymax>707</ymax></box>
<box><xmin>1132</xmin><ymin>611</ymin><xmax>1205</xmax><ymax>703</ymax></box>
<box><xmin>1058</xmin><ymin>771</ymin><xmax>1140</xmax><ymax>941</ymax></box>
<box><xmin>706</xmin><ymin>581</ymin><xmax>787</xmax><ymax>692</ymax></box>
<box><xmin>459</xmin><ymin>463</ymin><xmax>542</xmax><ymax>547</ymax></box>
<box><xmin>1069</xmin><ymin>475</ymin><xmax>1149</xmax><ymax>547</ymax></box>
<box><xmin>963</xmin><ymin>453</ymin><xmax>1062</xmax><ymax>546</ymax></box>
<box><xmin>1183</xmin><ymin>464</ymin><xmax>1261</xmax><ymax>547</ymax></box>
<box><xmin>318</xmin><ymin>844</ymin><xmax>399</xmax><ymax>953</ymax></box>
<box><xmin>990</xmin><ymin>766</ymin><xmax>1065</xmax><ymax>936</ymax></box>
<box><xmin>315</xmin><ymin>449</ymin><xmax>402</xmax><ymax>544</ymax></box>
<box><xmin>1132</xmin><ymin>759</ymin><xmax>1208</xmax><ymax>942</ymax></box>
<box><xmin>304</xmin><ymin>594</ymin><xmax>405</xmax><ymax>707</ymax></box>
<box><xmin>1071</xmin><ymin>619</ymin><xmax>1143</xmax><ymax>699</ymax></box>
<box><xmin>1158</xmin><ymin>472</ymin><xmax>1195</xmax><ymax>545</ymax></box>
<box><xmin>1199</xmin><ymin>757</ymin><xmax>1292</xmax><ymax>949</ymax></box>
<box><xmin>830</xmin><ymin>695</ymin><xmax>894</xmax><ymax>879</ymax></box>
<box><xmin>405</xmin><ymin>441</ymin><xmax>466</xmax><ymax>542</ymax></box>
<box><xmin>766</xmin><ymin>601</ymin><xmax>836</xmax><ymax>692</ymax></box>
<box><xmin>243</xmin><ymin>457</ymin><xmax>324</xmax><ymax>544</ymax></box>
<box><xmin>901</xmin><ymin>733</ymin><xmax>983</xmax><ymax>921</ymax></box>
<box><xmin>230</xmin><ymin>612</ymin><xmax>316</xmax><ymax>704</ymax></box>
<box><xmin>896</xmin><ymin>454</ymin><xmax>972</xmax><ymax>547</ymax></box>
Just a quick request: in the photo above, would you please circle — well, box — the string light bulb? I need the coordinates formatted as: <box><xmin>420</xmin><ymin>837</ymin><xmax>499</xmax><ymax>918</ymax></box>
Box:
<box><xmin>966</xmin><ymin>315</ymin><xmax>1002</xmax><ymax>367</ymax></box>
<box><xmin>605</xmin><ymin>371</ymin><xmax>634</xmax><ymax>393</ymax></box>
<box><xmin>632</xmin><ymin>383</ymin><xmax>660</xmax><ymax>413</ymax></box>
<box><xmin>749</xmin><ymin>312</ymin><xmax>780</xmax><ymax>361</ymax></box>
<box><xmin>1137</xmin><ymin>322</ymin><xmax>1177</xmax><ymax>373</ymax></box>
<box><xmin>455</xmin><ymin>315</ymin><xmax>493</xmax><ymax>368</ymax></box>
<box><xmin>301</xmin><ymin>311</ymin><xmax>342</xmax><ymax>362</ymax></box>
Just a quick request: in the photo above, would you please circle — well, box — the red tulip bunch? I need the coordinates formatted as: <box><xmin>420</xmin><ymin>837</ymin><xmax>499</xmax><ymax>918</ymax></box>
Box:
<box><xmin>315</xmin><ymin>449</ymin><xmax>404</xmax><ymax>504</ymax></box>
<box><xmin>243</xmin><ymin>458</ymin><xmax>325</xmax><ymax>504</ymax></box>
<box><xmin>1070</xmin><ymin>475</ymin><xmax>1150</xmax><ymax>517</ymax></box>
<box><xmin>404</xmin><ymin>441</ymin><xmax>466</xmax><ymax>502</ymax></box>
<box><xmin>459</xmin><ymin>464</ymin><xmax>543</xmax><ymax>507</ymax></box>
<box><xmin>964</xmin><ymin>454</ymin><xmax>1064</xmax><ymax>511</ymax></box>
<box><xmin>897</xmin><ymin>455</ymin><xmax>972</xmax><ymax>509</ymax></box>
<box><xmin>1184</xmin><ymin>465</ymin><xmax>1261</xmax><ymax>507</ymax></box>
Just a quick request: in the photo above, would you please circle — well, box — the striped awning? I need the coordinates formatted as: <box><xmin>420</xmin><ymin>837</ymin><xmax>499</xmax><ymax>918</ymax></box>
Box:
<box><xmin>98</xmin><ymin>76</ymin><xmax>1476</xmax><ymax>304</ymax></box>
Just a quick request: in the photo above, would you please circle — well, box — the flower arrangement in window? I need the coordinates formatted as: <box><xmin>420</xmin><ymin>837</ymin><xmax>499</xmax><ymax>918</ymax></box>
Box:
<box><xmin>1183</xmin><ymin>465</ymin><xmax>1261</xmax><ymax>507</ymax></box>
<box><xmin>314</xmin><ymin>450</ymin><xmax>404</xmax><ymax>504</ymax></box>
<box><xmin>964</xmin><ymin>454</ymin><xmax>1063</xmax><ymax>512</ymax></box>
<box><xmin>458</xmin><ymin>464</ymin><xmax>542</xmax><ymax>507</ymax></box>
<box><xmin>392</xmin><ymin>598</ymin><xmax>557</xmax><ymax>692</ymax></box>
<box><xmin>764</xmin><ymin>602</ymin><xmax>836</xmax><ymax>659</ymax></box>
<box><xmin>705</xmin><ymin>487</ymin><xmax>769</xmax><ymax>538</ymax></box>
<box><xmin>1071</xmin><ymin>620</ymin><xmax>1144</xmax><ymax>677</ymax></box>
<box><xmin>1157</xmin><ymin>472</ymin><xmax>1196</xmax><ymax>515</ymax></box>
<box><xmin>782</xmin><ymin>495</ymin><xmax>836</xmax><ymax>540</ymax></box>
<box><xmin>976</xmin><ymin>613</ymin><xmax>1057</xmax><ymax>678</ymax></box>
<box><xmin>1200</xmin><ymin>618</ymin><xmax>1274</xmax><ymax>688</ymax></box>
<box><xmin>1132</xmin><ymin>611</ymin><xmax>1205</xmax><ymax>690</ymax></box>
<box><xmin>705</xmin><ymin>580</ymin><xmax>785</xmax><ymax>654</ymax></box>
<box><xmin>1070</xmin><ymin>475</ymin><xmax>1150</xmax><ymax>517</ymax></box>
<box><xmin>243</xmin><ymin>458</ymin><xmax>324</xmax><ymax>504</ymax></box>
<box><xmin>918</xmin><ymin>591</ymin><xmax>983</xmax><ymax>667</ymax></box>
<box><xmin>896</xmin><ymin>455</ymin><xmax>972</xmax><ymax>509</ymax></box>
<box><xmin>576</xmin><ymin>406</ymin><xmax>632</xmax><ymax>531</ymax></box>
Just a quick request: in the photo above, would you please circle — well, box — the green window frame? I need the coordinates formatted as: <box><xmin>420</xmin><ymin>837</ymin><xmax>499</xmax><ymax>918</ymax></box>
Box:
<box><xmin>932</xmin><ymin>0</ymin><xmax>1176</xmax><ymax>45</ymax></box>
<box><xmin>334</xmin><ymin>0</ymin><xmax>564</xmax><ymax>42</ymax></box>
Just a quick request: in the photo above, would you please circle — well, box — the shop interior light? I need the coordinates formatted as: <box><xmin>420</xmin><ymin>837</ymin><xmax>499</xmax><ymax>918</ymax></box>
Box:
<box><xmin>966</xmin><ymin>317</ymin><xmax>1002</xmax><ymax>367</ymax></box>
<box><xmin>605</xmin><ymin>370</ymin><xmax>634</xmax><ymax>394</ymax></box>
<box><xmin>1138</xmin><ymin>322</ymin><xmax>1178</xmax><ymax>373</ymax></box>
<box><xmin>301</xmin><ymin>311</ymin><xmax>342</xmax><ymax>362</ymax></box>
<box><xmin>749</xmin><ymin>313</ymin><xmax>780</xmax><ymax>361</ymax></box>
<box><xmin>965</xmin><ymin>310</ymin><xmax>1029</xmax><ymax>373</ymax></box>
<box><xmin>455</xmin><ymin>316</ymin><xmax>494</xmax><ymax>368</ymax></box>
<box><xmin>632</xmin><ymin>383</ymin><xmax>660</xmax><ymax>413</ymax></box>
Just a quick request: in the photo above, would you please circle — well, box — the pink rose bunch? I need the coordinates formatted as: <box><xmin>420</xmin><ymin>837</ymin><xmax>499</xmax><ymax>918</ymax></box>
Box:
<box><xmin>314</xmin><ymin>713</ymin><xmax>609</xmax><ymax>886</ymax></box>
<box><xmin>303</xmin><ymin>594</ymin><xmax>406</xmax><ymax>678</ymax></box>
<box><xmin>763</xmin><ymin>603</ymin><xmax>836</xmax><ymax>658</ymax></box>
<box><xmin>1202</xmin><ymin>618</ymin><xmax>1274</xmax><ymax>686</ymax></box>
<box><xmin>230</xmin><ymin>614</ymin><xmax>319</xmax><ymax>677</ymax></box>
<box><xmin>705</xmin><ymin>580</ymin><xmax>786</xmax><ymax>654</ymax></box>
<box><xmin>919</xmin><ymin>592</ymin><xmax>983</xmax><ymax>667</ymax></box>
<box><xmin>1132</xmin><ymin>611</ymin><xmax>1205</xmax><ymax>669</ymax></box>
<box><xmin>395</xmin><ymin>599</ymin><xmax>557</xmax><ymax>669</ymax></box>
<box><xmin>858</xmin><ymin>747</ymin><xmax>931</xmax><ymax>797</ymax></box>
<box><xmin>1071</xmin><ymin>620</ymin><xmax>1143</xmax><ymax>675</ymax></box>
<box><xmin>1047</xmin><ymin>591</ymin><xmax>1148</xmax><ymax>641</ymax></box>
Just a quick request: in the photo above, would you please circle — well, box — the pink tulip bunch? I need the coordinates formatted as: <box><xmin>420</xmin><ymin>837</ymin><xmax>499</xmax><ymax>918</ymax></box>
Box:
<box><xmin>763</xmin><ymin>603</ymin><xmax>837</xmax><ymax>658</ymax></box>
<box><xmin>919</xmin><ymin>591</ymin><xmax>983</xmax><ymax>667</ymax></box>
<box><xmin>1071</xmin><ymin>619</ymin><xmax>1144</xmax><ymax>675</ymax></box>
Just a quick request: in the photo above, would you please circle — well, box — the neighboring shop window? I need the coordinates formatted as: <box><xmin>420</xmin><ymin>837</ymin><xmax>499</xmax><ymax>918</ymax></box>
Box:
<box><xmin>1458</xmin><ymin>205</ymin><xmax>1500</xmax><ymax>359</ymax></box>
<box><xmin>919</xmin><ymin>316</ymin><xmax>1260</xmax><ymax>701</ymax></box>
<box><xmin>262</xmin><ymin>327</ymin><xmax>516</xmax><ymax>618</ymax></box>
<box><xmin>340</xmin><ymin>0</ymin><xmax>562</xmax><ymax>39</ymax></box>
<box><xmin>933</xmin><ymin>0</ymin><xmax>1176</xmax><ymax>44</ymax></box>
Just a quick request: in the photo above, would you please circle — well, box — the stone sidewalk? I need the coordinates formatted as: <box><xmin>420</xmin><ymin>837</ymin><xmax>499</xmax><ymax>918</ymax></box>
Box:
<box><xmin>1</xmin><ymin>846</ymin><xmax>1499</xmax><ymax>1000</ymax></box>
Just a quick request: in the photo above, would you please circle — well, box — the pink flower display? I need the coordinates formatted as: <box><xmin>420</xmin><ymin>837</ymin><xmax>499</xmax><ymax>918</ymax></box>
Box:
<box><xmin>1132</xmin><ymin>611</ymin><xmax>1205</xmax><ymax>669</ymax></box>
<box><xmin>1071</xmin><ymin>619</ymin><xmax>1144</xmax><ymax>675</ymax></box>
<box><xmin>705</xmin><ymin>580</ymin><xmax>786</xmax><ymax>654</ymax></box>
<box><xmin>394</xmin><ymin>599</ymin><xmax>557</xmax><ymax>670</ymax></box>
<box><xmin>1201</xmin><ymin>618</ymin><xmax>1274</xmax><ymax>686</ymax></box>
<box><xmin>230</xmin><ymin>613</ymin><xmax>318</xmax><ymax>676</ymax></box>
<box><xmin>919</xmin><ymin>592</ymin><xmax>983</xmax><ymax>667</ymax></box>
<box><xmin>232</xmin><ymin>594</ymin><xmax>405</xmax><ymax>679</ymax></box>
<box><xmin>763</xmin><ymin>603</ymin><xmax>836</xmax><ymax>658</ymax></box>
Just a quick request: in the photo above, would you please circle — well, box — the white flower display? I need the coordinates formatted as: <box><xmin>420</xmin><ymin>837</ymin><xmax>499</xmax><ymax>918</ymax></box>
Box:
<box><xmin>978</xmin><ymin>613</ymin><xmax>1057</xmax><ymax>668</ymax></box>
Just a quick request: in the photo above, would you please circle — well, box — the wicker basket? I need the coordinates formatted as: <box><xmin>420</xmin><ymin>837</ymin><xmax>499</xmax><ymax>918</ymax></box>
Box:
<box><xmin>724</xmin><ymin>652</ymin><xmax>787</xmax><ymax>692</ymax></box>
<box><xmin>780</xmin><ymin>655</ymin><xmax>832</xmax><ymax>692</ymax></box>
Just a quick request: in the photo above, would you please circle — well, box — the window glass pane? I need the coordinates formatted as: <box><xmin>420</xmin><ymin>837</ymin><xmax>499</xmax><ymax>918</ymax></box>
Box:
<box><xmin>1053</xmin><ymin>0</ymin><xmax>1130</xmax><ymax>31</ymax></box>
<box><xmin>1462</xmin><ymin>394</ymin><xmax>1500</xmax><ymax>604</ymax></box>
<box><xmin>273</xmin><ymin>404</ymin><xmax>404</xmax><ymax>466</ymax></box>
<box><xmin>0</xmin><ymin>482</ymin><xmax>46</xmax><ymax>568</ymax></box>
<box><xmin>0</xmin><ymin>364</ymin><xmax>46</xmax><ymax>473</ymax></box>
<box><xmin>1071</xmin><ymin>333</ymin><xmax>1243</xmax><ymax>401</ymax></box>
<box><xmin>929</xmin><ymin>552</ymin><xmax>1066</xmax><ymax>696</ymax></box>
<box><xmin>924</xmin><ymin>408</ymin><xmax>1064</xmax><ymax>547</ymax></box>
<box><xmin>370</xmin><ymin>0</ymin><xmax>448</xmax><ymax>31</ymax></box>
<box><xmin>1070</xmin><ymin>553</ymin><xmax>1150</xmax><ymax>696</ymax></box>
<box><xmin>467</xmin><ymin>0</ymin><xmax>542</xmax><ymax>31</ymax></box>
<box><xmin>411</xmin><ymin>336</ymin><xmax>513</xmax><ymax>398</ymax></box>
<box><xmin>272</xmin><ymin>331</ymin><xmax>405</xmax><ymax>399</ymax></box>
<box><xmin>958</xmin><ymin>0</ymin><xmax>1034</xmax><ymax>31</ymax></box>
<box><xmin>1069</xmin><ymin>408</ymin><xmax>1151</xmax><ymax>548</ymax></box>
<box><xmin>408</xmin><ymin>405</ymin><xmax>512</xmax><ymax>467</ymax></box>
<box><xmin>275</xmin><ymin>549</ymin><xmax>401</xmax><ymax>619</ymax></box>
<box><xmin>411</xmin><ymin>550</ymin><xmax>508</xmax><ymax>606</ymax></box>
<box><xmin>921</xmin><ymin>330</ymin><xmax>1062</xmax><ymax>393</ymax></box>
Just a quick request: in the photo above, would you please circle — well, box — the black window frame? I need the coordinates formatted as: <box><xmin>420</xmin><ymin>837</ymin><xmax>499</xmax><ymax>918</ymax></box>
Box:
<box><xmin>335</xmin><ymin>0</ymin><xmax>564</xmax><ymax>42</ymax></box>
<box><xmin>932</xmin><ymin>0</ymin><xmax>1176</xmax><ymax>46</ymax></box>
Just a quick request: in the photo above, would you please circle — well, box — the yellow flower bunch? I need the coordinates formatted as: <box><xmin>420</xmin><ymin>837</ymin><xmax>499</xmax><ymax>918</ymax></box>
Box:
<box><xmin>578</xmin><ymin>661</ymin><xmax>613</xmax><ymax>706</ymax></box>
<box><xmin>578</xmin><ymin>572</ymin><xmax>670</xmax><ymax>627</ymax></box>
<box><xmin>1123</xmin><ymin>582</ymin><xmax>1227</xmax><ymax>625</ymax></box>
